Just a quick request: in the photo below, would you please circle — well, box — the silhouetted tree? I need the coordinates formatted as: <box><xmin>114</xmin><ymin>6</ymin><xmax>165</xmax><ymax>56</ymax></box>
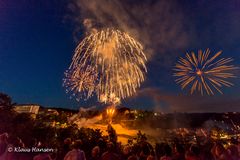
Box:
<box><xmin>0</xmin><ymin>93</ymin><xmax>15</xmax><ymax>109</ymax></box>
<box><xmin>0</xmin><ymin>93</ymin><xmax>17</xmax><ymax>133</ymax></box>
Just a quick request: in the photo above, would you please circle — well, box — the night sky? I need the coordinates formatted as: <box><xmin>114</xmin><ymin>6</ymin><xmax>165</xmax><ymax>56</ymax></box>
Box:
<box><xmin>0</xmin><ymin>0</ymin><xmax>240</xmax><ymax>112</ymax></box>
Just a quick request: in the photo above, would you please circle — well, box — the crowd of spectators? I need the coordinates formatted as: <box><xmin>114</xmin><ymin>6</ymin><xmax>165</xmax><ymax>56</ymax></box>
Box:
<box><xmin>1</xmin><ymin>130</ymin><xmax>240</xmax><ymax>160</ymax></box>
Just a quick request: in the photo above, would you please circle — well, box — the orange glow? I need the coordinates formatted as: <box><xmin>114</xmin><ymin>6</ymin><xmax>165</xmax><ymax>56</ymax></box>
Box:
<box><xmin>106</xmin><ymin>108</ymin><xmax>115</xmax><ymax>117</ymax></box>
<box><xmin>196</xmin><ymin>70</ymin><xmax>203</xmax><ymax>76</ymax></box>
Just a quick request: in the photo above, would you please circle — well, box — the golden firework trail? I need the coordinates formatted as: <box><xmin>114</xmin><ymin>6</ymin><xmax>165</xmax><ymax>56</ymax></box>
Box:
<box><xmin>63</xmin><ymin>66</ymin><xmax>98</xmax><ymax>101</ymax></box>
<box><xmin>173</xmin><ymin>49</ymin><xmax>238</xmax><ymax>95</ymax></box>
<box><xmin>64</xmin><ymin>28</ymin><xmax>147</xmax><ymax>104</ymax></box>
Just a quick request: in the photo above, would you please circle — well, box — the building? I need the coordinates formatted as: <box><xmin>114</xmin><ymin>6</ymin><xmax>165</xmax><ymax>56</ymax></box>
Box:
<box><xmin>14</xmin><ymin>104</ymin><xmax>40</xmax><ymax>115</ymax></box>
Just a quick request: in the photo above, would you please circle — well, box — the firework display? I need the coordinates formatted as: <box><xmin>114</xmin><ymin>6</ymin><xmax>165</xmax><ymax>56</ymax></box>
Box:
<box><xmin>174</xmin><ymin>49</ymin><xmax>237</xmax><ymax>95</ymax></box>
<box><xmin>64</xmin><ymin>28</ymin><xmax>147</xmax><ymax>104</ymax></box>
<box><xmin>63</xmin><ymin>66</ymin><xmax>98</xmax><ymax>101</ymax></box>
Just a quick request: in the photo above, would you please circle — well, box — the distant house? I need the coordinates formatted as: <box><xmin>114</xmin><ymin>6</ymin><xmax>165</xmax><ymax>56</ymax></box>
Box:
<box><xmin>38</xmin><ymin>108</ymin><xmax>61</xmax><ymax>116</ymax></box>
<box><xmin>14</xmin><ymin>104</ymin><xmax>40</xmax><ymax>115</ymax></box>
<box><xmin>45</xmin><ymin>109</ymin><xmax>59</xmax><ymax>115</ymax></box>
<box><xmin>117</xmin><ymin>107</ymin><xmax>131</xmax><ymax>115</ymax></box>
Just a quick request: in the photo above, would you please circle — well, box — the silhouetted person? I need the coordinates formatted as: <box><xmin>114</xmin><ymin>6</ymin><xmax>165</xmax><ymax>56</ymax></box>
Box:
<box><xmin>101</xmin><ymin>142</ymin><xmax>120</xmax><ymax>160</ymax></box>
<box><xmin>64</xmin><ymin>140</ymin><xmax>86</xmax><ymax>160</ymax></box>
<box><xmin>90</xmin><ymin>146</ymin><xmax>101</xmax><ymax>160</ymax></box>
<box><xmin>0</xmin><ymin>133</ymin><xmax>8</xmax><ymax>157</ymax></box>
<box><xmin>60</xmin><ymin>138</ymin><xmax>72</xmax><ymax>160</ymax></box>
<box><xmin>146</xmin><ymin>155</ymin><xmax>155</xmax><ymax>160</ymax></box>
<box><xmin>121</xmin><ymin>145</ymin><xmax>131</xmax><ymax>160</ymax></box>
<box><xmin>33</xmin><ymin>142</ymin><xmax>52</xmax><ymax>160</ymax></box>
<box><xmin>127</xmin><ymin>155</ymin><xmax>138</xmax><ymax>160</ymax></box>
<box><xmin>227</xmin><ymin>145</ymin><xmax>239</xmax><ymax>160</ymax></box>
<box><xmin>211</xmin><ymin>143</ymin><xmax>232</xmax><ymax>160</ymax></box>
<box><xmin>185</xmin><ymin>144</ymin><xmax>201</xmax><ymax>160</ymax></box>
<box><xmin>172</xmin><ymin>143</ymin><xmax>185</xmax><ymax>160</ymax></box>
<box><xmin>160</xmin><ymin>144</ymin><xmax>172</xmax><ymax>160</ymax></box>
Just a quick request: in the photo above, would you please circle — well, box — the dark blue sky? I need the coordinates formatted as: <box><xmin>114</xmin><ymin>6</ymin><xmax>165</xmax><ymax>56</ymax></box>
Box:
<box><xmin>0</xmin><ymin>0</ymin><xmax>240</xmax><ymax>112</ymax></box>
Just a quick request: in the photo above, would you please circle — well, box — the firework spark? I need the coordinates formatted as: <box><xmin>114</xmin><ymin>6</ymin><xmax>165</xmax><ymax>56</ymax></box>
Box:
<box><xmin>63</xmin><ymin>66</ymin><xmax>98</xmax><ymax>101</ymax></box>
<box><xmin>64</xmin><ymin>28</ymin><xmax>147</xmax><ymax>104</ymax></box>
<box><xmin>100</xmin><ymin>93</ymin><xmax>120</xmax><ymax>105</ymax></box>
<box><xmin>174</xmin><ymin>49</ymin><xmax>238</xmax><ymax>95</ymax></box>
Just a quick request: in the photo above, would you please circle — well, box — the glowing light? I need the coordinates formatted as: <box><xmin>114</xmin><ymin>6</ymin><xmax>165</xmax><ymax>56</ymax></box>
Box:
<box><xmin>174</xmin><ymin>49</ymin><xmax>238</xmax><ymax>95</ymax></box>
<box><xmin>196</xmin><ymin>69</ymin><xmax>203</xmax><ymax>76</ymax></box>
<box><xmin>106</xmin><ymin>108</ymin><xmax>115</xmax><ymax>117</ymax></box>
<box><xmin>64</xmin><ymin>28</ymin><xmax>147</xmax><ymax>104</ymax></box>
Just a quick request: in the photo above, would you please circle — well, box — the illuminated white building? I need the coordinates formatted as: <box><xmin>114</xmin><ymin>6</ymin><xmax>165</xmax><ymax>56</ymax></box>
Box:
<box><xmin>14</xmin><ymin>104</ymin><xmax>40</xmax><ymax>115</ymax></box>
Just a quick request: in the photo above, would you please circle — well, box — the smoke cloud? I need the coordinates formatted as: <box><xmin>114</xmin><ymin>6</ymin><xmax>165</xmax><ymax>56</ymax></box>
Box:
<box><xmin>134</xmin><ymin>87</ymin><xmax>240</xmax><ymax>113</ymax></box>
<box><xmin>67</xmin><ymin>0</ymin><xmax>193</xmax><ymax>60</ymax></box>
